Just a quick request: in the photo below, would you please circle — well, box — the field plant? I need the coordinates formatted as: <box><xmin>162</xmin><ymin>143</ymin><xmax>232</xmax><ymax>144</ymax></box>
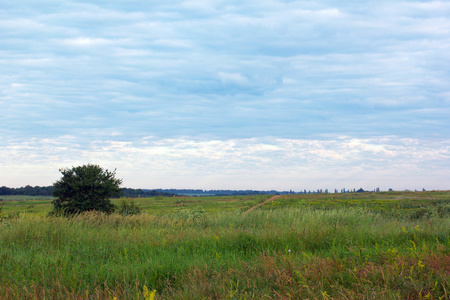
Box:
<box><xmin>116</xmin><ymin>198</ymin><xmax>142</xmax><ymax>216</ymax></box>
<box><xmin>263</xmin><ymin>191</ymin><xmax>450</xmax><ymax>219</ymax></box>
<box><xmin>0</xmin><ymin>192</ymin><xmax>449</xmax><ymax>299</ymax></box>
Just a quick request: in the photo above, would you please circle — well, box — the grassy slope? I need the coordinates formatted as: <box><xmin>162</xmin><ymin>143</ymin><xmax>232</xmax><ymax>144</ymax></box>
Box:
<box><xmin>0</xmin><ymin>192</ymin><xmax>449</xmax><ymax>299</ymax></box>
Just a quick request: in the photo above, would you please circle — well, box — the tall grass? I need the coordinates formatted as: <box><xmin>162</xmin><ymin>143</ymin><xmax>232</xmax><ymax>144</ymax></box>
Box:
<box><xmin>1</xmin><ymin>206</ymin><xmax>449</xmax><ymax>299</ymax></box>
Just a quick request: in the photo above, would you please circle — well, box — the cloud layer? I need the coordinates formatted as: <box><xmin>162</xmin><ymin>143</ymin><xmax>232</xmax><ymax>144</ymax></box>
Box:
<box><xmin>1</xmin><ymin>136</ymin><xmax>448</xmax><ymax>191</ymax></box>
<box><xmin>1</xmin><ymin>0</ymin><xmax>449</xmax><ymax>189</ymax></box>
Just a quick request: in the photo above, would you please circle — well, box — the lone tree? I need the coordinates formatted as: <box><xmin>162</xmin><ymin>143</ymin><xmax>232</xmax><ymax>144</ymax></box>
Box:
<box><xmin>52</xmin><ymin>164</ymin><xmax>122</xmax><ymax>215</ymax></box>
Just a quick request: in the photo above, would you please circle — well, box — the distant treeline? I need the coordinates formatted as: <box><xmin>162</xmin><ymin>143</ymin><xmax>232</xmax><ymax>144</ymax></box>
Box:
<box><xmin>151</xmin><ymin>189</ymin><xmax>372</xmax><ymax>196</ymax></box>
<box><xmin>0</xmin><ymin>186</ymin><xmax>387</xmax><ymax>198</ymax></box>
<box><xmin>151</xmin><ymin>189</ymin><xmax>288</xmax><ymax>196</ymax></box>
<box><xmin>0</xmin><ymin>186</ymin><xmax>176</xmax><ymax>198</ymax></box>
<box><xmin>0</xmin><ymin>186</ymin><xmax>286</xmax><ymax>197</ymax></box>
<box><xmin>119</xmin><ymin>188</ymin><xmax>176</xmax><ymax>198</ymax></box>
<box><xmin>0</xmin><ymin>185</ymin><xmax>53</xmax><ymax>196</ymax></box>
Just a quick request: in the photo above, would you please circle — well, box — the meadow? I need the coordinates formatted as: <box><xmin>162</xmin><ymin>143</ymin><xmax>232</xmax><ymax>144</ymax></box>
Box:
<box><xmin>0</xmin><ymin>191</ymin><xmax>449</xmax><ymax>299</ymax></box>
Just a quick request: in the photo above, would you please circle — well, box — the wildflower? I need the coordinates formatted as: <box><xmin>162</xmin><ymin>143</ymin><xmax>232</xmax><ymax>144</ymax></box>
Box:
<box><xmin>143</xmin><ymin>285</ymin><xmax>156</xmax><ymax>300</ymax></box>
<box><xmin>418</xmin><ymin>260</ymin><xmax>425</xmax><ymax>268</ymax></box>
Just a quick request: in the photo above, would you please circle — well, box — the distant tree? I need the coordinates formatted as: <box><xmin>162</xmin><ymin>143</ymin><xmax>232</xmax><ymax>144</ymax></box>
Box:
<box><xmin>52</xmin><ymin>164</ymin><xmax>122</xmax><ymax>215</ymax></box>
<box><xmin>0</xmin><ymin>186</ymin><xmax>11</xmax><ymax>195</ymax></box>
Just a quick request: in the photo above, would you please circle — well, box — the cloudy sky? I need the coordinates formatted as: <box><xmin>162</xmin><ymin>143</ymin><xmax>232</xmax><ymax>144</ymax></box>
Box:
<box><xmin>1</xmin><ymin>0</ymin><xmax>449</xmax><ymax>191</ymax></box>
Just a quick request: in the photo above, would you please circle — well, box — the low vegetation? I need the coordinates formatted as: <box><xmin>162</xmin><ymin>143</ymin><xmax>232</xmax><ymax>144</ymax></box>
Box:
<box><xmin>0</xmin><ymin>191</ymin><xmax>449</xmax><ymax>299</ymax></box>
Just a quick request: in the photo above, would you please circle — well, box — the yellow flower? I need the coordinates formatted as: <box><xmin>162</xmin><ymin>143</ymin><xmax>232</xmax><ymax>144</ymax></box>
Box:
<box><xmin>418</xmin><ymin>260</ymin><xmax>425</xmax><ymax>268</ymax></box>
<box><xmin>143</xmin><ymin>285</ymin><xmax>157</xmax><ymax>300</ymax></box>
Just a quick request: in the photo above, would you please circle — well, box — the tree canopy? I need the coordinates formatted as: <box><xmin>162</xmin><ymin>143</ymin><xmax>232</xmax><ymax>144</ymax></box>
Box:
<box><xmin>52</xmin><ymin>164</ymin><xmax>122</xmax><ymax>215</ymax></box>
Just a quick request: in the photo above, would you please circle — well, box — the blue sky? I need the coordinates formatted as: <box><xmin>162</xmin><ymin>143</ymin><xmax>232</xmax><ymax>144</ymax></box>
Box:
<box><xmin>1</xmin><ymin>0</ymin><xmax>449</xmax><ymax>191</ymax></box>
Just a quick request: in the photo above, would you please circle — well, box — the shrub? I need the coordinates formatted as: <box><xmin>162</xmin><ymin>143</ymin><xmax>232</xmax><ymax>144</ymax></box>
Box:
<box><xmin>117</xmin><ymin>198</ymin><xmax>142</xmax><ymax>216</ymax></box>
<box><xmin>436</xmin><ymin>202</ymin><xmax>450</xmax><ymax>218</ymax></box>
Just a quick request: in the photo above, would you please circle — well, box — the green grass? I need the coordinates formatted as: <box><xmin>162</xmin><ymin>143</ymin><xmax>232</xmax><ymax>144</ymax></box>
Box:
<box><xmin>0</xmin><ymin>195</ymin><xmax>55</xmax><ymax>201</ymax></box>
<box><xmin>0</xmin><ymin>192</ymin><xmax>449</xmax><ymax>299</ymax></box>
<box><xmin>0</xmin><ymin>197</ymin><xmax>53</xmax><ymax>216</ymax></box>
<box><xmin>0</xmin><ymin>195</ymin><xmax>269</xmax><ymax>217</ymax></box>
<box><xmin>263</xmin><ymin>191</ymin><xmax>450</xmax><ymax>219</ymax></box>
<box><xmin>111</xmin><ymin>195</ymin><xmax>270</xmax><ymax>215</ymax></box>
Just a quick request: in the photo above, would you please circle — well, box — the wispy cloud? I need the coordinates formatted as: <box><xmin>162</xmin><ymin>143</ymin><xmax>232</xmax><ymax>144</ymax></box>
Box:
<box><xmin>1</xmin><ymin>136</ymin><xmax>448</xmax><ymax>190</ymax></box>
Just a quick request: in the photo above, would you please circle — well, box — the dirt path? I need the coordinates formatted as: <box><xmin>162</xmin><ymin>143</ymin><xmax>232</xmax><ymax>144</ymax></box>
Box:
<box><xmin>244</xmin><ymin>195</ymin><xmax>282</xmax><ymax>214</ymax></box>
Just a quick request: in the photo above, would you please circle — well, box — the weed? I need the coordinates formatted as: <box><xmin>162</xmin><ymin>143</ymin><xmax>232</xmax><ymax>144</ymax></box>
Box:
<box><xmin>173</xmin><ymin>207</ymin><xmax>207</xmax><ymax>221</ymax></box>
<box><xmin>117</xmin><ymin>198</ymin><xmax>142</xmax><ymax>216</ymax></box>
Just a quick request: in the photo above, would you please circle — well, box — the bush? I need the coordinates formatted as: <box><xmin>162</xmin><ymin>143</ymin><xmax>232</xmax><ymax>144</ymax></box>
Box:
<box><xmin>409</xmin><ymin>202</ymin><xmax>450</xmax><ymax>220</ymax></box>
<box><xmin>436</xmin><ymin>202</ymin><xmax>450</xmax><ymax>218</ymax></box>
<box><xmin>410</xmin><ymin>206</ymin><xmax>434</xmax><ymax>220</ymax></box>
<box><xmin>117</xmin><ymin>199</ymin><xmax>142</xmax><ymax>216</ymax></box>
<box><xmin>52</xmin><ymin>164</ymin><xmax>122</xmax><ymax>215</ymax></box>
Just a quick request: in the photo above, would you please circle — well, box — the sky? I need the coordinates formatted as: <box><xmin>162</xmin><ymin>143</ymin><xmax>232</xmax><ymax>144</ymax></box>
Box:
<box><xmin>1</xmin><ymin>0</ymin><xmax>449</xmax><ymax>191</ymax></box>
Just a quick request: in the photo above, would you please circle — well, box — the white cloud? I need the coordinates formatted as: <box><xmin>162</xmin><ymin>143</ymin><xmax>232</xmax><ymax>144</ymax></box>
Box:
<box><xmin>218</xmin><ymin>72</ymin><xmax>249</xmax><ymax>86</ymax></box>
<box><xmin>61</xmin><ymin>37</ymin><xmax>115</xmax><ymax>47</ymax></box>
<box><xmin>0</xmin><ymin>18</ymin><xmax>46</xmax><ymax>30</ymax></box>
<box><xmin>290</xmin><ymin>8</ymin><xmax>344</xmax><ymax>19</ymax></box>
<box><xmin>282</xmin><ymin>77</ymin><xmax>297</xmax><ymax>85</ymax></box>
<box><xmin>0</xmin><ymin>136</ymin><xmax>448</xmax><ymax>191</ymax></box>
<box><xmin>153</xmin><ymin>39</ymin><xmax>193</xmax><ymax>48</ymax></box>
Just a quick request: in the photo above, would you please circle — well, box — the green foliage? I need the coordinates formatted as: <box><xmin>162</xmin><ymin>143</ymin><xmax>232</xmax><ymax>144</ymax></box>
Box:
<box><xmin>260</xmin><ymin>192</ymin><xmax>450</xmax><ymax>221</ymax></box>
<box><xmin>410</xmin><ymin>202</ymin><xmax>450</xmax><ymax>220</ymax></box>
<box><xmin>51</xmin><ymin>164</ymin><xmax>122</xmax><ymax>215</ymax></box>
<box><xmin>436</xmin><ymin>202</ymin><xmax>450</xmax><ymax>218</ymax></box>
<box><xmin>173</xmin><ymin>207</ymin><xmax>207</xmax><ymax>221</ymax></box>
<box><xmin>117</xmin><ymin>198</ymin><xmax>142</xmax><ymax>216</ymax></box>
<box><xmin>0</xmin><ymin>203</ymin><xmax>18</xmax><ymax>221</ymax></box>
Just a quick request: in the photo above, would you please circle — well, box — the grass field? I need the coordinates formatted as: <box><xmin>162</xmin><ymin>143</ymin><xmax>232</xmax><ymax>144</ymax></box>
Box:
<box><xmin>0</xmin><ymin>191</ymin><xmax>449</xmax><ymax>299</ymax></box>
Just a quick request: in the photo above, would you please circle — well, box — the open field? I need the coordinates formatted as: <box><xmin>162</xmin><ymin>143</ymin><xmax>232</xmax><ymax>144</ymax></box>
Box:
<box><xmin>0</xmin><ymin>194</ymin><xmax>271</xmax><ymax>217</ymax></box>
<box><xmin>0</xmin><ymin>191</ymin><xmax>449</xmax><ymax>299</ymax></box>
<box><xmin>0</xmin><ymin>195</ymin><xmax>55</xmax><ymax>201</ymax></box>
